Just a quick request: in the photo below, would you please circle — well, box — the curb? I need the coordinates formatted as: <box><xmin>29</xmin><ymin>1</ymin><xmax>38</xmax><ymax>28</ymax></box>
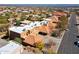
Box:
<box><xmin>55</xmin><ymin>30</ymin><xmax>65</xmax><ymax>53</ymax></box>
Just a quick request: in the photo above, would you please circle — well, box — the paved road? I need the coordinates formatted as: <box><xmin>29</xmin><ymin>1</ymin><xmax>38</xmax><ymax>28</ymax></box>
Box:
<box><xmin>58</xmin><ymin>14</ymin><xmax>79</xmax><ymax>54</ymax></box>
<box><xmin>0</xmin><ymin>39</ymin><xmax>8</xmax><ymax>48</ymax></box>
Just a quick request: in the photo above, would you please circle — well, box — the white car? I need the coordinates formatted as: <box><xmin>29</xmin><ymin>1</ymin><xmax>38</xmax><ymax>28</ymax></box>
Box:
<box><xmin>65</xmin><ymin>29</ymin><xmax>69</xmax><ymax>31</ymax></box>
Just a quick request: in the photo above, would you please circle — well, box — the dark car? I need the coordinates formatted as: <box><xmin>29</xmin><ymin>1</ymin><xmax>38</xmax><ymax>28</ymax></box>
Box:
<box><xmin>75</xmin><ymin>24</ymin><xmax>79</xmax><ymax>26</ymax></box>
<box><xmin>76</xmin><ymin>36</ymin><xmax>79</xmax><ymax>38</ymax></box>
<box><xmin>74</xmin><ymin>41</ymin><xmax>79</xmax><ymax>47</ymax></box>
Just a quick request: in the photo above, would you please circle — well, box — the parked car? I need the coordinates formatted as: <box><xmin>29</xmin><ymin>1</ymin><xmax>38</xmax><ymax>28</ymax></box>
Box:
<box><xmin>75</xmin><ymin>24</ymin><xmax>79</xmax><ymax>26</ymax></box>
<box><xmin>65</xmin><ymin>29</ymin><xmax>69</xmax><ymax>31</ymax></box>
<box><xmin>74</xmin><ymin>41</ymin><xmax>79</xmax><ymax>47</ymax></box>
<box><xmin>76</xmin><ymin>36</ymin><xmax>79</xmax><ymax>38</ymax></box>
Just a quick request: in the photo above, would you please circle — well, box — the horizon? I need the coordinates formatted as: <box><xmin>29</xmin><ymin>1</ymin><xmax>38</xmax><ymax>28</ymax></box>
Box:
<box><xmin>0</xmin><ymin>4</ymin><xmax>79</xmax><ymax>7</ymax></box>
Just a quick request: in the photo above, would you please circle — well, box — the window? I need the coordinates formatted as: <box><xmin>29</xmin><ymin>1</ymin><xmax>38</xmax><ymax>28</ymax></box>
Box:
<box><xmin>38</xmin><ymin>32</ymin><xmax>47</xmax><ymax>36</ymax></box>
<box><xmin>52</xmin><ymin>22</ymin><xmax>57</xmax><ymax>23</ymax></box>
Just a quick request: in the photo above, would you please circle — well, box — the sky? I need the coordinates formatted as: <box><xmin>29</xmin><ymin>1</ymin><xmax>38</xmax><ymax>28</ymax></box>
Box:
<box><xmin>0</xmin><ymin>0</ymin><xmax>79</xmax><ymax>4</ymax></box>
<box><xmin>0</xmin><ymin>4</ymin><xmax>79</xmax><ymax>7</ymax></box>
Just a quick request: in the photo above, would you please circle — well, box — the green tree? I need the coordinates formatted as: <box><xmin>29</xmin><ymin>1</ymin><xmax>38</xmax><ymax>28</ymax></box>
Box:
<box><xmin>58</xmin><ymin>16</ymin><xmax>68</xmax><ymax>31</ymax></box>
<box><xmin>51</xmin><ymin>31</ymin><xmax>57</xmax><ymax>37</ymax></box>
<box><xmin>15</xmin><ymin>37</ymin><xmax>22</xmax><ymax>44</ymax></box>
<box><xmin>15</xmin><ymin>20</ymin><xmax>20</xmax><ymax>26</ymax></box>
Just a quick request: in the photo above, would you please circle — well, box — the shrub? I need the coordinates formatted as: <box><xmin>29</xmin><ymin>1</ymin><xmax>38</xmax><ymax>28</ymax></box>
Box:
<box><xmin>15</xmin><ymin>37</ymin><xmax>22</xmax><ymax>44</ymax></box>
<box><xmin>47</xmin><ymin>49</ymin><xmax>56</xmax><ymax>54</ymax></box>
<box><xmin>58</xmin><ymin>16</ymin><xmax>68</xmax><ymax>31</ymax></box>
<box><xmin>51</xmin><ymin>32</ymin><xmax>57</xmax><ymax>37</ymax></box>
<box><xmin>35</xmin><ymin>42</ymin><xmax>44</xmax><ymax>50</ymax></box>
<box><xmin>15</xmin><ymin>20</ymin><xmax>21</xmax><ymax>26</ymax></box>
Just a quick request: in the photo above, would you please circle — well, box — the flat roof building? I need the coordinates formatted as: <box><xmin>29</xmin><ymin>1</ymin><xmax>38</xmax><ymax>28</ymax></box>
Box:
<box><xmin>9</xmin><ymin>20</ymin><xmax>48</xmax><ymax>34</ymax></box>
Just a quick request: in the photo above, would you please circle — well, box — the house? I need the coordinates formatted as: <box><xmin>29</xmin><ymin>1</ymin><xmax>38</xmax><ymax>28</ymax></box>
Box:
<box><xmin>21</xmin><ymin>20</ymin><xmax>31</xmax><ymax>24</ymax></box>
<box><xmin>53</xmin><ymin>11</ymin><xmax>67</xmax><ymax>18</ymax></box>
<box><xmin>9</xmin><ymin>21</ymin><xmax>43</xmax><ymax>46</ymax></box>
<box><xmin>9</xmin><ymin>17</ymin><xmax>58</xmax><ymax>46</ymax></box>
<box><xmin>0</xmin><ymin>41</ymin><xmax>23</xmax><ymax>54</ymax></box>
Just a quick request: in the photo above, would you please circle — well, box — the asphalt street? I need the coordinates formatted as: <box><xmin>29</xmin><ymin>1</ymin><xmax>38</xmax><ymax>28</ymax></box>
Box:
<box><xmin>58</xmin><ymin>14</ymin><xmax>79</xmax><ymax>54</ymax></box>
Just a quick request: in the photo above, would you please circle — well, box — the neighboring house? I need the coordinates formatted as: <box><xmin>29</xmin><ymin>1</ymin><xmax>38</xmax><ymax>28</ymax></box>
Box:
<box><xmin>0</xmin><ymin>41</ymin><xmax>23</xmax><ymax>54</ymax></box>
<box><xmin>21</xmin><ymin>20</ymin><xmax>31</xmax><ymax>24</ymax></box>
<box><xmin>8</xmin><ymin>18</ymin><xmax>15</xmax><ymax>26</ymax></box>
<box><xmin>53</xmin><ymin>11</ymin><xmax>67</xmax><ymax>17</ymax></box>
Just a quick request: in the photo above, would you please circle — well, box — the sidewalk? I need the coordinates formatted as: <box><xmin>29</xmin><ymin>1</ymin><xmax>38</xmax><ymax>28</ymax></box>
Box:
<box><xmin>56</xmin><ymin>30</ymin><xmax>65</xmax><ymax>53</ymax></box>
